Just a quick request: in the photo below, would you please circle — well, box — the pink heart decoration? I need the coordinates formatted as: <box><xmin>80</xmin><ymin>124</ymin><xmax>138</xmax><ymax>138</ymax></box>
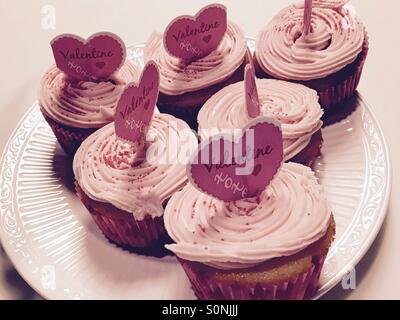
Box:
<box><xmin>188</xmin><ymin>117</ymin><xmax>283</xmax><ymax>202</ymax></box>
<box><xmin>114</xmin><ymin>61</ymin><xmax>160</xmax><ymax>144</ymax></box>
<box><xmin>203</xmin><ymin>35</ymin><xmax>212</xmax><ymax>43</ymax></box>
<box><xmin>163</xmin><ymin>4</ymin><xmax>227</xmax><ymax>62</ymax></box>
<box><xmin>303</xmin><ymin>0</ymin><xmax>313</xmax><ymax>35</ymax></box>
<box><xmin>51</xmin><ymin>32</ymin><xmax>126</xmax><ymax>81</ymax></box>
<box><xmin>95</xmin><ymin>61</ymin><xmax>106</xmax><ymax>69</ymax></box>
<box><xmin>245</xmin><ymin>47</ymin><xmax>260</xmax><ymax>118</ymax></box>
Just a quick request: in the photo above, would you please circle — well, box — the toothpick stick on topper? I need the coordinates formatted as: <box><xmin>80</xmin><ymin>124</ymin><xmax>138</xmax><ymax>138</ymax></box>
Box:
<box><xmin>245</xmin><ymin>46</ymin><xmax>253</xmax><ymax>65</ymax></box>
<box><xmin>51</xmin><ymin>32</ymin><xmax>126</xmax><ymax>81</ymax></box>
<box><xmin>163</xmin><ymin>4</ymin><xmax>227</xmax><ymax>63</ymax></box>
<box><xmin>244</xmin><ymin>47</ymin><xmax>260</xmax><ymax>118</ymax></box>
<box><xmin>304</xmin><ymin>0</ymin><xmax>313</xmax><ymax>36</ymax></box>
<box><xmin>187</xmin><ymin>117</ymin><xmax>283</xmax><ymax>202</ymax></box>
<box><xmin>114</xmin><ymin>61</ymin><xmax>160</xmax><ymax>146</ymax></box>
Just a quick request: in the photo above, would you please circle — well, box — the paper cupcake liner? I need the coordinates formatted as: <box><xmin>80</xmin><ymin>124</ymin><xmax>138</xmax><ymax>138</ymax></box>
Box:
<box><xmin>75</xmin><ymin>182</ymin><xmax>168</xmax><ymax>249</ymax></box>
<box><xmin>178</xmin><ymin>254</ymin><xmax>326</xmax><ymax>300</ymax></box>
<box><xmin>91</xmin><ymin>212</ymin><xmax>167</xmax><ymax>248</ymax></box>
<box><xmin>256</xmin><ymin>34</ymin><xmax>369</xmax><ymax>124</ymax></box>
<box><xmin>42</xmin><ymin>112</ymin><xmax>97</xmax><ymax>156</ymax></box>
<box><xmin>157</xmin><ymin>101</ymin><xmax>202</xmax><ymax>131</ymax></box>
<box><xmin>321</xmin><ymin>92</ymin><xmax>360</xmax><ymax>127</ymax></box>
<box><xmin>318</xmin><ymin>36</ymin><xmax>369</xmax><ymax>120</ymax></box>
<box><xmin>289</xmin><ymin>129</ymin><xmax>323</xmax><ymax>168</ymax></box>
<box><xmin>157</xmin><ymin>61</ymin><xmax>246</xmax><ymax>130</ymax></box>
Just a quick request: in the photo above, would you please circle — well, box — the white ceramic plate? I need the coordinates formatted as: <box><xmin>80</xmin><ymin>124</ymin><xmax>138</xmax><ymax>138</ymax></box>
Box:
<box><xmin>0</xmin><ymin>41</ymin><xmax>391</xmax><ymax>299</ymax></box>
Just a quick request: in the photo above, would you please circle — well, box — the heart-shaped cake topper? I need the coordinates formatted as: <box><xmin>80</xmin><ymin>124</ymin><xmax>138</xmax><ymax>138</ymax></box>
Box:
<box><xmin>303</xmin><ymin>0</ymin><xmax>313</xmax><ymax>36</ymax></box>
<box><xmin>51</xmin><ymin>32</ymin><xmax>126</xmax><ymax>82</ymax></box>
<box><xmin>187</xmin><ymin>117</ymin><xmax>283</xmax><ymax>202</ymax></box>
<box><xmin>245</xmin><ymin>47</ymin><xmax>260</xmax><ymax>118</ymax></box>
<box><xmin>114</xmin><ymin>61</ymin><xmax>160</xmax><ymax>144</ymax></box>
<box><xmin>163</xmin><ymin>4</ymin><xmax>227</xmax><ymax>62</ymax></box>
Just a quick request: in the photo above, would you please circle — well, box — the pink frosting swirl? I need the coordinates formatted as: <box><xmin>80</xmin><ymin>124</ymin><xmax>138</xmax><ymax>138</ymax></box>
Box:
<box><xmin>313</xmin><ymin>0</ymin><xmax>349</xmax><ymax>8</ymax></box>
<box><xmin>164</xmin><ymin>163</ymin><xmax>332</xmax><ymax>269</ymax></box>
<box><xmin>198</xmin><ymin>79</ymin><xmax>323</xmax><ymax>161</ymax></box>
<box><xmin>39</xmin><ymin>61</ymin><xmax>138</xmax><ymax>128</ymax></box>
<box><xmin>73</xmin><ymin>113</ymin><xmax>198</xmax><ymax>220</ymax></box>
<box><xmin>144</xmin><ymin>22</ymin><xmax>247</xmax><ymax>96</ymax></box>
<box><xmin>255</xmin><ymin>1</ymin><xmax>365</xmax><ymax>81</ymax></box>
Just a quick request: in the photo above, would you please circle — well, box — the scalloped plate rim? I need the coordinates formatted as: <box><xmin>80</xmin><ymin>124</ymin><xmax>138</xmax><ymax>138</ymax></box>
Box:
<box><xmin>315</xmin><ymin>94</ymin><xmax>392</xmax><ymax>299</ymax></box>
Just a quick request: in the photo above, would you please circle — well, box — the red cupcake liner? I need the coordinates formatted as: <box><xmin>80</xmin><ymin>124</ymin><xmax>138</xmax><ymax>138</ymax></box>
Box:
<box><xmin>90</xmin><ymin>213</ymin><xmax>167</xmax><ymax>248</ymax></box>
<box><xmin>42</xmin><ymin>112</ymin><xmax>98</xmax><ymax>156</ymax></box>
<box><xmin>75</xmin><ymin>182</ymin><xmax>168</xmax><ymax>249</ymax></box>
<box><xmin>178</xmin><ymin>254</ymin><xmax>326</xmax><ymax>300</ymax></box>
<box><xmin>256</xmin><ymin>34</ymin><xmax>369</xmax><ymax>123</ymax></box>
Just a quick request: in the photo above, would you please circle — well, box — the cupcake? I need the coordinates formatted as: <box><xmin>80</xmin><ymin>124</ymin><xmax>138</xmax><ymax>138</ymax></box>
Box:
<box><xmin>254</xmin><ymin>0</ymin><xmax>368</xmax><ymax>122</ymax></box>
<box><xmin>73</xmin><ymin>113</ymin><xmax>197</xmax><ymax>249</ymax></box>
<box><xmin>198</xmin><ymin>79</ymin><xmax>324</xmax><ymax>167</ymax></box>
<box><xmin>144</xmin><ymin>6</ymin><xmax>247</xmax><ymax>129</ymax></box>
<box><xmin>39</xmin><ymin>33</ymin><xmax>139</xmax><ymax>155</ymax></box>
<box><xmin>164</xmin><ymin>163</ymin><xmax>335</xmax><ymax>300</ymax></box>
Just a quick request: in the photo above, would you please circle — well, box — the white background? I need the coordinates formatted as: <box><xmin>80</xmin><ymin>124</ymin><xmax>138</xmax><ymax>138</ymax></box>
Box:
<box><xmin>0</xmin><ymin>0</ymin><xmax>399</xmax><ymax>300</ymax></box>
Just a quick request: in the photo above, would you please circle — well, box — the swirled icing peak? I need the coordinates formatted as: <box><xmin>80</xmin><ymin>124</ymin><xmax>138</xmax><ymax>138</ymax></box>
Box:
<box><xmin>144</xmin><ymin>22</ymin><xmax>247</xmax><ymax>95</ymax></box>
<box><xmin>313</xmin><ymin>0</ymin><xmax>349</xmax><ymax>8</ymax></box>
<box><xmin>255</xmin><ymin>1</ymin><xmax>365</xmax><ymax>80</ymax></box>
<box><xmin>164</xmin><ymin>162</ymin><xmax>332</xmax><ymax>269</ymax></box>
<box><xmin>73</xmin><ymin>113</ymin><xmax>198</xmax><ymax>220</ymax></box>
<box><xmin>39</xmin><ymin>61</ymin><xmax>138</xmax><ymax>128</ymax></box>
<box><xmin>198</xmin><ymin>79</ymin><xmax>323</xmax><ymax>161</ymax></box>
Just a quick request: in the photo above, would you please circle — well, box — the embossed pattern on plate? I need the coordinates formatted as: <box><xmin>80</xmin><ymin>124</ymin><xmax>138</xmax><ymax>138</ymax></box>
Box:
<box><xmin>0</xmin><ymin>40</ymin><xmax>391</xmax><ymax>299</ymax></box>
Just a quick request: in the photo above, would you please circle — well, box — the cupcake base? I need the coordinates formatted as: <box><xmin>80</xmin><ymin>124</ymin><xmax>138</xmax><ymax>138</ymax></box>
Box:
<box><xmin>322</xmin><ymin>93</ymin><xmax>360</xmax><ymax>127</ymax></box>
<box><xmin>177</xmin><ymin>217</ymin><xmax>335</xmax><ymax>300</ymax></box>
<box><xmin>105</xmin><ymin>234</ymin><xmax>173</xmax><ymax>258</ymax></box>
<box><xmin>157</xmin><ymin>61</ymin><xmax>247</xmax><ymax>130</ymax></box>
<box><xmin>75</xmin><ymin>182</ymin><xmax>169</xmax><ymax>251</ymax></box>
<box><xmin>289</xmin><ymin>129</ymin><xmax>323</xmax><ymax>168</ymax></box>
<box><xmin>255</xmin><ymin>35</ymin><xmax>369</xmax><ymax>124</ymax></box>
<box><xmin>42</xmin><ymin>112</ymin><xmax>98</xmax><ymax>156</ymax></box>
